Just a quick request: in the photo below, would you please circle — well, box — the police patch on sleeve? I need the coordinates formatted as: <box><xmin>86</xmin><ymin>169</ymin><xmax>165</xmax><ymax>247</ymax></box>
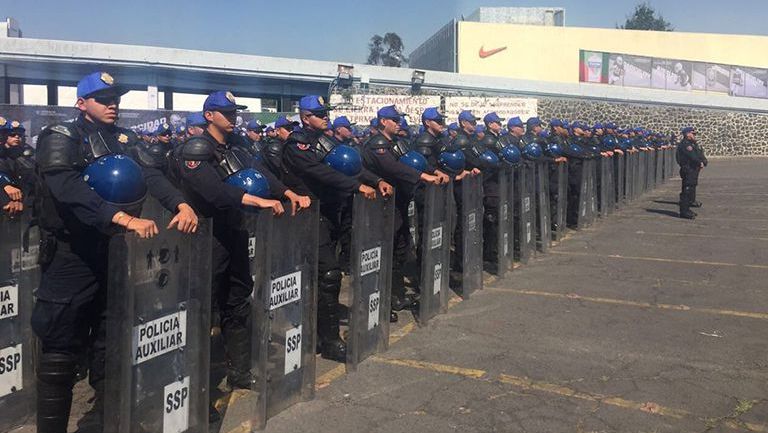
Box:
<box><xmin>376</xmin><ymin>148</ymin><xmax>386</xmax><ymax>154</ymax></box>
<box><xmin>185</xmin><ymin>161</ymin><xmax>201</xmax><ymax>170</ymax></box>
<box><xmin>297</xmin><ymin>143</ymin><xmax>311</xmax><ymax>151</ymax></box>
<box><xmin>686</xmin><ymin>145</ymin><xmax>693</xmax><ymax>151</ymax></box>
<box><xmin>118</xmin><ymin>133</ymin><xmax>129</xmax><ymax>144</ymax></box>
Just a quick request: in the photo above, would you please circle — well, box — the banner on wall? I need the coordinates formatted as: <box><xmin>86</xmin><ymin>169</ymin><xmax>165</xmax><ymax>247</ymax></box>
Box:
<box><xmin>329</xmin><ymin>94</ymin><xmax>441</xmax><ymax>126</ymax></box>
<box><xmin>581</xmin><ymin>50</ymin><xmax>768</xmax><ymax>99</ymax></box>
<box><xmin>579</xmin><ymin>51</ymin><xmax>608</xmax><ymax>83</ymax></box>
<box><xmin>444</xmin><ymin>97</ymin><xmax>538</xmax><ymax>123</ymax></box>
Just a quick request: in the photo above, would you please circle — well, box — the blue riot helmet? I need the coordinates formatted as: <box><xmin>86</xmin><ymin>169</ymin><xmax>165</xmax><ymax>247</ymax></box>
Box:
<box><xmin>479</xmin><ymin>149</ymin><xmax>500</xmax><ymax>166</ymax></box>
<box><xmin>521</xmin><ymin>142</ymin><xmax>543</xmax><ymax>160</ymax></box>
<box><xmin>225</xmin><ymin>167</ymin><xmax>271</xmax><ymax>198</ymax></box>
<box><xmin>399</xmin><ymin>150</ymin><xmax>428</xmax><ymax>173</ymax></box>
<box><xmin>83</xmin><ymin>154</ymin><xmax>147</xmax><ymax>209</ymax></box>
<box><xmin>545</xmin><ymin>142</ymin><xmax>564</xmax><ymax>157</ymax></box>
<box><xmin>619</xmin><ymin>138</ymin><xmax>632</xmax><ymax>151</ymax></box>
<box><xmin>601</xmin><ymin>134</ymin><xmax>618</xmax><ymax>151</ymax></box>
<box><xmin>438</xmin><ymin>150</ymin><xmax>465</xmax><ymax>173</ymax></box>
<box><xmin>500</xmin><ymin>144</ymin><xmax>521</xmax><ymax>166</ymax></box>
<box><xmin>324</xmin><ymin>144</ymin><xmax>362</xmax><ymax>176</ymax></box>
<box><xmin>568</xmin><ymin>141</ymin><xmax>586</xmax><ymax>157</ymax></box>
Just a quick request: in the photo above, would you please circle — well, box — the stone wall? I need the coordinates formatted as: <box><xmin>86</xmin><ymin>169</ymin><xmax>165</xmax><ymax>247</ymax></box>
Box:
<box><xmin>537</xmin><ymin>98</ymin><xmax>768</xmax><ymax>157</ymax></box>
<box><xmin>334</xmin><ymin>85</ymin><xmax>768</xmax><ymax>156</ymax></box>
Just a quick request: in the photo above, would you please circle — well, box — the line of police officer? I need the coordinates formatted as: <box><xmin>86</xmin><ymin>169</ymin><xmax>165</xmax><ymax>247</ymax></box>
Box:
<box><xmin>0</xmin><ymin>70</ymin><xmax>700</xmax><ymax>433</ymax></box>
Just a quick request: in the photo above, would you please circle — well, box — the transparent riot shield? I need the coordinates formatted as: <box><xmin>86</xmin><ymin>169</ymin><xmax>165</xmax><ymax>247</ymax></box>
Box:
<box><xmin>460</xmin><ymin>174</ymin><xmax>483</xmax><ymax>299</ymax></box>
<box><xmin>104</xmin><ymin>198</ymin><xmax>212</xmax><ymax>433</ymax></box>
<box><xmin>656</xmin><ymin>150</ymin><xmax>664</xmax><ymax>185</ymax></box>
<box><xmin>614</xmin><ymin>153</ymin><xmax>626</xmax><ymax>208</ymax></box>
<box><xmin>0</xmin><ymin>211</ymin><xmax>37</xmax><ymax>432</ymax></box>
<box><xmin>667</xmin><ymin>148</ymin><xmax>675</xmax><ymax>179</ymax></box>
<box><xmin>249</xmin><ymin>204</ymin><xmax>319</xmax><ymax>428</ymax></box>
<box><xmin>534</xmin><ymin>161</ymin><xmax>551</xmax><ymax>254</ymax></box>
<box><xmin>418</xmin><ymin>183</ymin><xmax>451</xmax><ymax>326</ymax></box>
<box><xmin>633</xmin><ymin>152</ymin><xmax>642</xmax><ymax>198</ymax></box>
<box><xmin>346</xmin><ymin>194</ymin><xmax>394</xmax><ymax>371</ymax></box>
<box><xmin>575</xmin><ymin>160</ymin><xmax>590</xmax><ymax>230</ymax></box>
<box><xmin>551</xmin><ymin>162</ymin><xmax>568</xmax><ymax>242</ymax></box>
<box><xmin>407</xmin><ymin>199</ymin><xmax>418</xmax><ymax>259</ymax></box>
<box><xmin>515</xmin><ymin>163</ymin><xmax>535</xmax><ymax>264</ymax></box>
<box><xmin>597</xmin><ymin>157</ymin><xmax>607</xmax><ymax>218</ymax></box>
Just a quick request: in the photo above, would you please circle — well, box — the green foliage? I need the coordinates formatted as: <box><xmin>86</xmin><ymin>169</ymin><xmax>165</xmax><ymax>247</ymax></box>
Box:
<box><xmin>618</xmin><ymin>2</ymin><xmax>674</xmax><ymax>31</ymax></box>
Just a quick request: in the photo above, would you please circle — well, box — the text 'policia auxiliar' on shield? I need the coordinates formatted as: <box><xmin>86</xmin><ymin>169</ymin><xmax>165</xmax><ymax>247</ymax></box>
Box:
<box><xmin>132</xmin><ymin>311</ymin><xmax>188</xmax><ymax>365</ymax></box>
<box><xmin>270</xmin><ymin>270</ymin><xmax>302</xmax><ymax>310</ymax></box>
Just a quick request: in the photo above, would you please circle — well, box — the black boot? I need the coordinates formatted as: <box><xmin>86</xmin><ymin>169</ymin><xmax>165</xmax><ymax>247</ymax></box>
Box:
<box><xmin>37</xmin><ymin>352</ymin><xmax>77</xmax><ymax>433</ymax></box>
<box><xmin>318</xmin><ymin>270</ymin><xmax>346</xmax><ymax>363</ymax></box>
<box><xmin>222</xmin><ymin>326</ymin><xmax>252</xmax><ymax>390</ymax></box>
<box><xmin>390</xmin><ymin>268</ymin><xmax>412</xmax><ymax>312</ymax></box>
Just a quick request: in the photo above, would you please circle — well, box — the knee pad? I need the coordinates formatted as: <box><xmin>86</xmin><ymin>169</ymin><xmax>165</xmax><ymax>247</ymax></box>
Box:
<box><xmin>37</xmin><ymin>352</ymin><xmax>77</xmax><ymax>386</ymax></box>
<box><xmin>320</xmin><ymin>269</ymin><xmax>342</xmax><ymax>285</ymax></box>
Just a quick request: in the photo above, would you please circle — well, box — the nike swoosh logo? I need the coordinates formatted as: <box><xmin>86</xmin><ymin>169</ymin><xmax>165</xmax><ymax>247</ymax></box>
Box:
<box><xmin>479</xmin><ymin>45</ymin><xmax>507</xmax><ymax>58</ymax></box>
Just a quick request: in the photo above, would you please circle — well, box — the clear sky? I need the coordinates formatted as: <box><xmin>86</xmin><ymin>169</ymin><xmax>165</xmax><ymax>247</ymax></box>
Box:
<box><xmin>1</xmin><ymin>0</ymin><xmax>766</xmax><ymax>64</ymax></box>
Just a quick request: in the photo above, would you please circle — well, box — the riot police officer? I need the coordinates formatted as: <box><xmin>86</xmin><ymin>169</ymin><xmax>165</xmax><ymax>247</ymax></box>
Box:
<box><xmin>676</xmin><ymin>126</ymin><xmax>706</xmax><ymax>219</ymax></box>
<box><xmin>281</xmin><ymin>95</ymin><xmax>380</xmax><ymax>362</ymax></box>
<box><xmin>332</xmin><ymin>116</ymin><xmax>356</xmax><ymax>145</ymax></box>
<box><xmin>362</xmin><ymin>105</ymin><xmax>442</xmax><ymax>317</ymax></box>
<box><xmin>1</xmin><ymin>119</ymin><xmax>35</xmax><ymax>211</ymax></box>
<box><xmin>185</xmin><ymin>112</ymin><xmax>207</xmax><ymax>138</ymax></box>
<box><xmin>261</xmin><ymin>115</ymin><xmax>297</xmax><ymax>180</ymax></box>
<box><xmin>32</xmin><ymin>71</ymin><xmax>199</xmax><ymax>433</ymax></box>
<box><xmin>175</xmin><ymin>91</ymin><xmax>290</xmax><ymax>389</ymax></box>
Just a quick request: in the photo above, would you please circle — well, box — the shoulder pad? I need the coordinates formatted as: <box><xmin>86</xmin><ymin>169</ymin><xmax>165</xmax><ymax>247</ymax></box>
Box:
<box><xmin>414</xmin><ymin>132</ymin><xmax>436</xmax><ymax>146</ymax></box>
<box><xmin>36</xmin><ymin>124</ymin><xmax>84</xmax><ymax>172</ymax></box>
<box><xmin>45</xmin><ymin>122</ymin><xmax>79</xmax><ymax>140</ymax></box>
<box><xmin>365</xmin><ymin>134</ymin><xmax>391</xmax><ymax>149</ymax></box>
<box><xmin>481</xmin><ymin>134</ymin><xmax>497</xmax><ymax>148</ymax></box>
<box><xmin>131</xmin><ymin>142</ymin><xmax>168</xmax><ymax>169</ymax></box>
<box><xmin>452</xmin><ymin>134</ymin><xmax>471</xmax><ymax>149</ymax></box>
<box><xmin>181</xmin><ymin>136</ymin><xmax>216</xmax><ymax>161</ymax></box>
<box><xmin>288</xmin><ymin>130</ymin><xmax>313</xmax><ymax>145</ymax></box>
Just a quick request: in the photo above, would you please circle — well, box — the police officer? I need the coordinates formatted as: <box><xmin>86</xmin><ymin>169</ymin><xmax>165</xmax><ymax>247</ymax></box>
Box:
<box><xmin>245</xmin><ymin>119</ymin><xmax>265</xmax><ymax>150</ymax></box>
<box><xmin>332</xmin><ymin>116</ymin><xmax>356</xmax><ymax>145</ymax></box>
<box><xmin>1</xmin><ymin>119</ymin><xmax>36</xmax><ymax>210</ymax></box>
<box><xmin>0</xmin><ymin>117</ymin><xmax>25</xmax><ymax>215</ymax></box>
<box><xmin>362</xmin><ymin>105</ymin><xmax>442</xmax><ymax>317</ymax></box>
<box><xmin>32</xmin><ymin>71</ymin><xmax>199</xmax><ymax>433</ymax></box>
<box><xmin>479</xmin><ymin>112</ymin><xmax>507</xmax><ymax>271</ymax></box>
<box><xmin>558</xmin><ymin>119</ymin><xmax>591</xmax><ymax>228</ymax></box>
<box><xmin>281</xmin><ymin>95</ymin><xmax>380</xmax><ymax>362</ymax></box>
<box><xmin>523</xmin><ymin>117</ymin><xmax>544</xmax><ymax>144</ymax></box>
<box><xmin>676</xmin><ymin>126</ymin><xmax>706</xmax><ymax>219</ymax></box>
<box><xmin>174</xmin><ymin>91</ymin><xmax>287</xmax><ymax>396</ymax></box>
<box><xmin>186</xmin><ymin>112</ymin><xmax>207</xmax><ymax>138</ymax></box>
<box><xmin>261</xmin><ymin>115</ymin><xmax>297</xmax><ymax>180</ymax></box>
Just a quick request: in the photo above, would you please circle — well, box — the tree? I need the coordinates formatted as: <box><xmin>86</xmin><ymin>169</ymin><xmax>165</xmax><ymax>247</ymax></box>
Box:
<box><xmin>618</xmin><ymin>2</ymin><xmax>673</xmax><ymax>31</ymax></box>
<box><xmin>366</xmin><ymin>32</ymin><xmax>407</xmax><ymax>67</ymax></box>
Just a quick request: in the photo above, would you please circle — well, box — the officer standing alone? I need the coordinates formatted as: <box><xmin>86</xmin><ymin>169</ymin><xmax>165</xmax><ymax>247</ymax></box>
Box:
<box><xmin>676</xmin><ymin>126</ymin><xmax>706</xmax><ymax>219</ymax></box>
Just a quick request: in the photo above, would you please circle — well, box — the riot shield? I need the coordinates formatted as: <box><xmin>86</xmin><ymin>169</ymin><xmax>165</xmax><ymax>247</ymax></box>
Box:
<box><xmin>418</xmin><ymin>183</ymin><xmax>451</xmax><ymax>326</ymax></box>
<box><xmin>606</xmin><ymin>155</ymin><xmax>616</xmax><ymax>214</ymax></box>
<box><xmin>460</xmin><ymin>174</ymin><xmax>483</xmax><ymax>298</ymax></box>
<box><xmin>249</xmin><ymin>205</ymin><xmax>319</xmax><ymax>428</ymax></box>
<box><xmin>0</xmin><ymin>211</ymin><xmax>37</xmax><ymax>432</ymax></box>
<box><xmin>514</xmin><ymin>163</ymin><xmax>535</xmax><ymax>264</ymax></box>
<box><xmin>633</xmin><ymin>152</ymin><xmax>642</xmax><ymax>198</ymax></box>
<box><xmin>407</xmin><ymin>200</ymin><xmax>418</xmax><ymax>259</ymax></box>
<box><xmin>640</xmin><ymin>151</ymin><xmax>649</xmax><ymax>194</ymax></box>
<box><xmin>104</xmin><ymin>198</ymin><xmax>212</xmax><ymax>433</ymax></box>
<box><xmin>574</xmin><ymin>160</ymin><xmax>590</xmax><ymax>230</ymax></box>
<box><xmin>346</xmin><ymin>194</ymin><xmax>394</xmax><ymax>371</ymax></box>
<box><xmin>534</xmin><ymin>161</ymin><xmax>551</xmax><ymax>254</ymax></box>
<box><xmin>498</xmin><ymin>168</ymin><xmax>515</xmax><ymax>277</ymax></box>
<box><xmin>551</xmin><ymin>162</ymin><xmax>568</xmax><ymax>242</ymax></box>
<box><xmin>614</xmin><ymin>153</ymin><xmax>626</xmax><ymax>208</ymax></box>
<box><xmin>597</xmin><ymin>157</ymin><xmax>608</xmax><ymax>218</ymax></box>
<box><xmin>667</xmin><ymin>148</ymin><xmax>675</xmax><ymax>179</ymax></box>
<box><xmin>656</xmin><ymin>149</ymin><xmax>665</xmax><ymax>185</ymax></box>
<box><xmin>587</xmin><ymin>159</ymin><xmax>598</xmax><ymax>223</ymax></box>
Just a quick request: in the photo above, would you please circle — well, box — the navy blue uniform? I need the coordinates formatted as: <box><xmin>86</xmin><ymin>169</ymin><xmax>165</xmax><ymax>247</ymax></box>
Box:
<box><xmin>31</xmin><ymin>115</ymin><xmax>186</xmax><ymax>433</ymax></box>
<box><xmin>281</xmin><ymin>127</ymin><xmax>362</xmax><ymax>354</ymax></box>
<box><xmin>676</xmin><ymin>137</ymin><xmax>707</xmax><ymax>215</ymax></box>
